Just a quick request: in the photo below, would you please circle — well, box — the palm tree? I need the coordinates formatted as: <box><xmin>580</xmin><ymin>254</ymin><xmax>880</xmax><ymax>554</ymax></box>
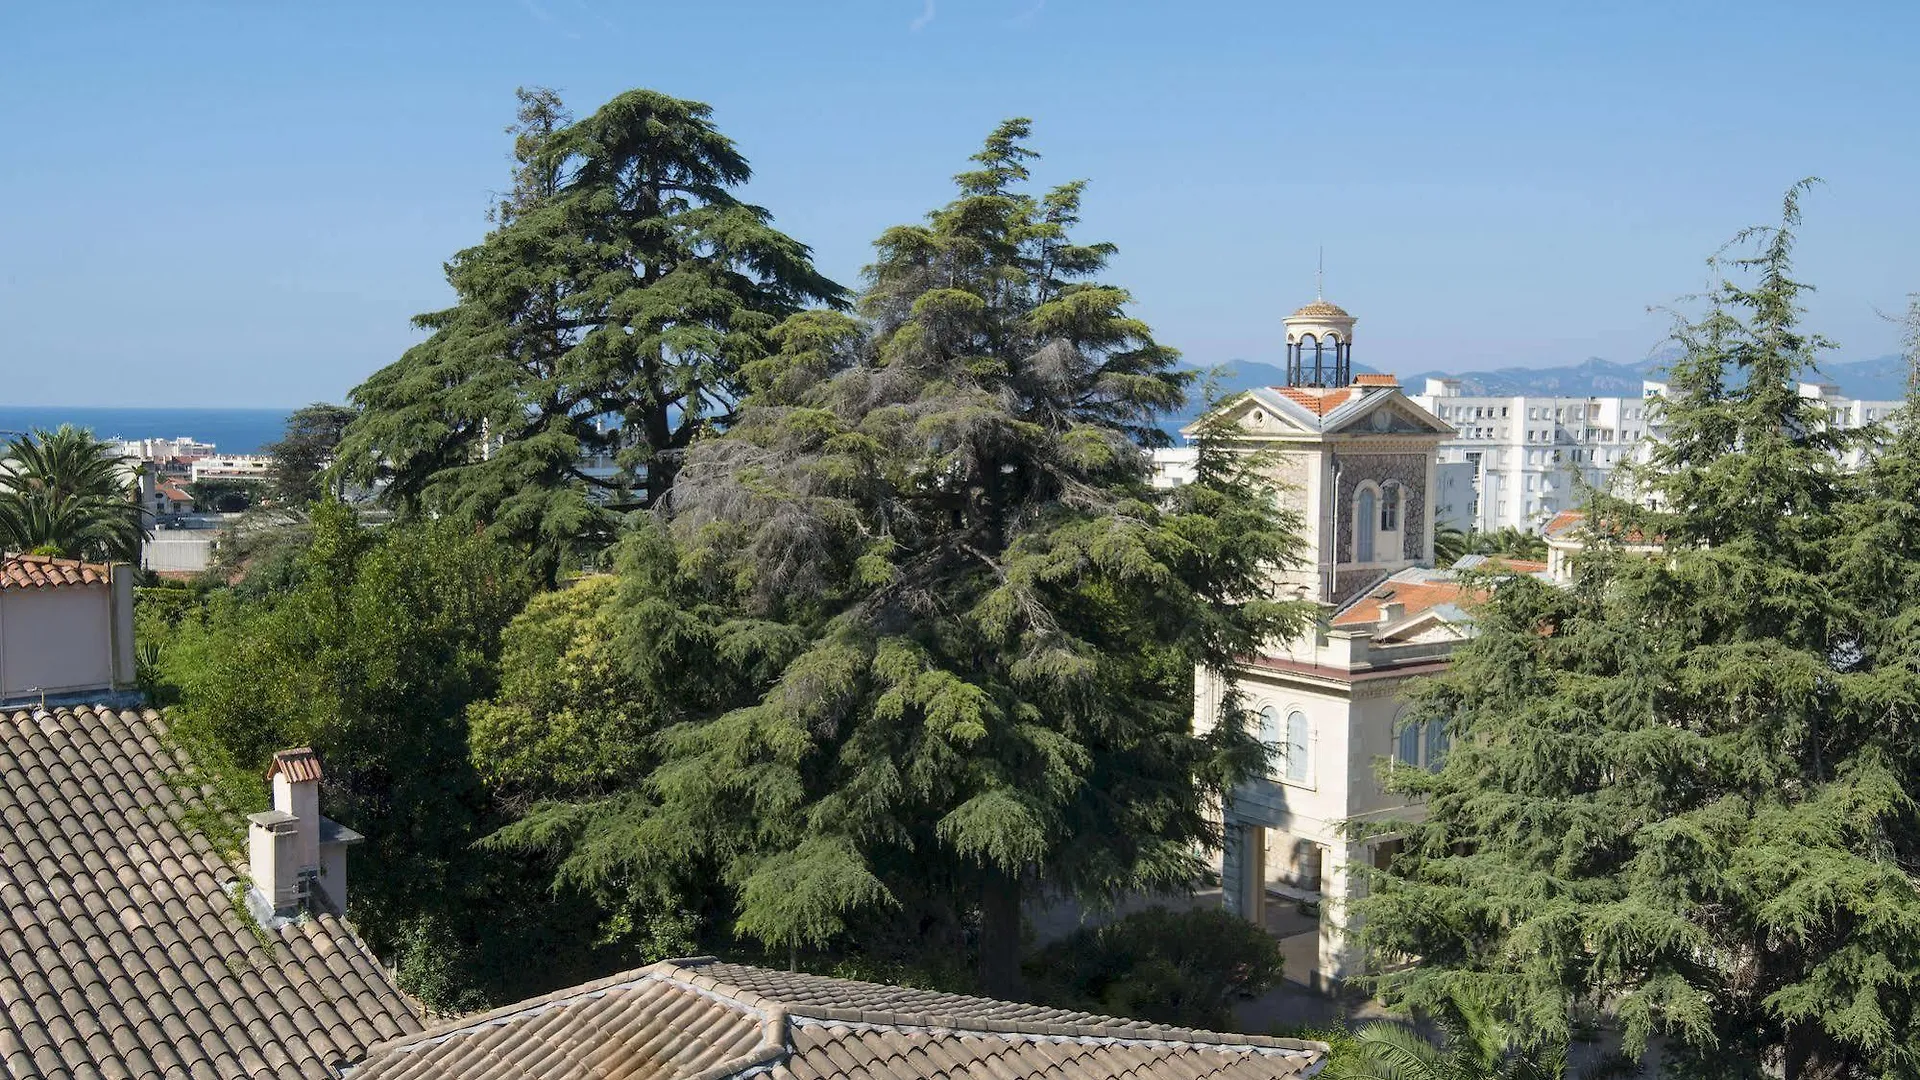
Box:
<box><xmin>0</xmin><ymin>425</ymin><xmax>149</xmax><ymax>562</ymax></box>
<box><xmin>1325</xmin><ymin>1000</ymin><xmax>1563</xmax><ymax>1080</ymax></box>
<box><xmin>1432</xmin><ymin>523</ymin><xmax>1470</xmax><ymax>566</ymax></box>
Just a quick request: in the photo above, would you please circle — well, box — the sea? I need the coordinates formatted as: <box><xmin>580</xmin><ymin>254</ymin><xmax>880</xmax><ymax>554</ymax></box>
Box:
<box><xmin>0</xmin><ymin>407</ymin><xmax>292</xmax><ymax>455</ymax></box>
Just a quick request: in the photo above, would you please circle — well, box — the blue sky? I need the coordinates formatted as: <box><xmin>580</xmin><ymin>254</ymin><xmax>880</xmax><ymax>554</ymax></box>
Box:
<box><xmin>2</xmin><ymin>1</ymin><xmax>1915</xmax><ymax>407</ymax></box>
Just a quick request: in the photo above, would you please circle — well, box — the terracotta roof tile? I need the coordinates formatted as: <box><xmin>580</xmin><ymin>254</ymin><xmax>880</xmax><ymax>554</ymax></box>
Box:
<box><xmin>352</xmin><ymin>958</ymin><xmax>1327</xmax><ymax>1080</ymax></box>
<box><xmin>1273</xmin><ymin>387</ymin><xmax>1353</xmax><ymax>417</ymax></box>
<box><xmin>0</xmin><ymin>553</ymin><xmax>108</xmax><ymax>590</ymax></box>
<box><xmin>1350</xmin><ymin>373</ymin><xmax>1399</xmax><ymax>387</ymax></box>
<box><xmin>0</xmin><ymin>704</ymin><xmax>422</xmax><ymax>1078</ymax></box>
<box><xmin>1331</xmin><ymin>576</ymin><xmax>1472</xmax><ymax>629</ymax></box>
<box><xmin>268</xmin><ymin>747</ymin><xmax>324</xmax><ymax>784</ymax></box>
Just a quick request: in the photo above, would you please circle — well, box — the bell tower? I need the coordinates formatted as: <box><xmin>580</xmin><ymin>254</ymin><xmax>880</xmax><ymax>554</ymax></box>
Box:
<box><xmin>1283</xmin><ymin>296</ymin><xmax>1357</xmax><ymax>388</ymax></box>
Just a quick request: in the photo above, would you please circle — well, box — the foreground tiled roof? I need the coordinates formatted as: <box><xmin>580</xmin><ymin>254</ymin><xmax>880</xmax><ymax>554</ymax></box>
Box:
<box><xmin>0</xmin><ymin>704</ymin><xmax>422</xmax><ymax>1078</ymax></box>
<box><xmin>352</xmin><ymin>957</ymin><xmax>1327</xmax><ymax>1080</ymax></box>
<box><xmin>0</xmin><ymin>553</ymin><xmax>108</xmax><ymax>589</ymax></box>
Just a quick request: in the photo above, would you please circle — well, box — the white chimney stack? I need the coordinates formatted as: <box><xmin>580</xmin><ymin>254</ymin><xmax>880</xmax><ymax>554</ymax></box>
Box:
<box><xmin>246</xmin><ymin>748</ymin><xmax>362</xmax><ymax>920</ymax></box>
<box><xmin>1379</xmin><ymin>601</ymin><xmax>1405</xmax><ymax>625</ymax></box>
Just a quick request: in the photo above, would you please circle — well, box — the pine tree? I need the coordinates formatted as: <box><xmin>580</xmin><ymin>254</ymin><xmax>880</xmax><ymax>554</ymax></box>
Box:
<box><xmin>336</xmin><ymin>87</ymin><xmax>844</xmax><ymax>580</ymax></box>
<box><xmin>1353</xmin><ymin>183</ymin><xmax>1920</xmax><ymax>1078</ymax></box>
<box><xmin>492</xmin><ymin>121</ymin><xmax>1312</xmax><ymax>995</ymax></box>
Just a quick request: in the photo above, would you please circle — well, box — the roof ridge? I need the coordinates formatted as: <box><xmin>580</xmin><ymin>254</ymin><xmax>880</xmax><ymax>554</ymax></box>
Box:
<box><xmin>665</xmin><ymin>959</ymin><xmax>1325</xmax><ymax>1055</ymax></box>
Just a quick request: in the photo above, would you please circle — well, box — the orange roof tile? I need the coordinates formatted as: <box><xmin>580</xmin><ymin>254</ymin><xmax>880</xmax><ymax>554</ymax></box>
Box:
<box><xmin>1331</xmin><ymin>577</ymin><xmax>1479</xmax><ymax>630</ymax></box>
<box><xmin>267</xmin><ymin>747</ymin><xmax>324</xmax><ymax>784</ymax></box>
<box><xmin>1543</xmin><ymin>510</ymin><xmax>1586</xmax><ymax>538</ymax></box>
<box><xmin>1274</xmin><ymin>386</ymin><xmax>1354</xmax><ymax>417</ymax></box>
<box><xmin>0</xmin><ymin>553</ymin><xmax>109</xmax><ymax>590</ymax></box>
<box><xmin>1351</xmin><ymin>373</ymin><xmax>1399</xmax><ymax>387</ymax></box>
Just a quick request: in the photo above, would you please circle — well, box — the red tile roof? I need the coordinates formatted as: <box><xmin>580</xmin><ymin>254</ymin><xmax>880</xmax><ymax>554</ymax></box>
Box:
<box><xmin>0</xmin><ymin>554</ymin><xmax>109</xmax><ymax>590</ymax></box>
<box><xmin>1331</xmin><ymin>577</ymin><xmax>1472</xmax><ymax>629</ymax></box>
<box><xmin>1274</xmin><ymin>386</ymin><xmax>1354</xmax><ymax>416</ymax></box>
<box><xmin>1543</xmin><ymin>510</ymin><xmax>1586</xmax><ymax>539</ymax></box>
<box><xmin>1351</xmin><ymin>373</ymin><xmax>1399</xmax><ymax>387</ymax></box>
<box><xmin>268</xmin><ymin>747</ymin><xmax>324</xmax><ymax>784</ymax></box>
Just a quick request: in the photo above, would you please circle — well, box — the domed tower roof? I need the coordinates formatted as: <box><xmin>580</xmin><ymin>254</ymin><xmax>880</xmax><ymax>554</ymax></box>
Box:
<box><xmin>1288</xmin><ymin>298</ymin><xmax>1353</xmax><ymax>321</ymax></box>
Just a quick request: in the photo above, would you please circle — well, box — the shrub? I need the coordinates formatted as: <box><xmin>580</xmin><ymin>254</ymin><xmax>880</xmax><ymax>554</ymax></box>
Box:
<box><xmin>1024</xmin><ymin>906</ymin><xmax>1284</xmax><ymax>1029</ymax></box>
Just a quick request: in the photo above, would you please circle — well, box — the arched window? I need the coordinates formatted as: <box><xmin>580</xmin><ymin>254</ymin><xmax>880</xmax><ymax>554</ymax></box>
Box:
<box><xmin>1394</xmin><ymin>713</ymin><xmax>1420</xmax><ymax>767</ymax></box>
<box><xmin>1380</xmin><ymin>484</ymin><xmax>1400</xmax><ymax>532</ymax></box>
<box><xmin>1257</xmin><ymin>706</ymin><xmax>1280</xmax><ymax>776</ymax></box>
<box><xmin>1285</xmin><ymin>710</ymin><xmax>1310</xmax><ymax>783</ymax></box>
<box><xmin>1424</xmin><ymin>718</ymin><xmax>1450</xmax><ymax>772</ymax></box>
<box><xmin>1355</xmin><ymin>488</ymin><xmax>1377</xmax><ymax>563</ymax></box>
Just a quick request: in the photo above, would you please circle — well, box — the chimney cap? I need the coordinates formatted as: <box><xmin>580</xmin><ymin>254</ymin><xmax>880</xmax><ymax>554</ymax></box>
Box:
<box><xmin>267</xmin><ymin>747</ymin><xmax>323</xmax><ymax>783</ymax></box>
<box><xmin>248</xmin><ymin>809</ymin><xmax>297</xmax><ymax>829</ymax></box>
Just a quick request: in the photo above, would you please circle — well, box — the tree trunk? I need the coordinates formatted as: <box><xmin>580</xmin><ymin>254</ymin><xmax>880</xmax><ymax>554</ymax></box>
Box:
<box><xmin>1784</xmin><ymin>1023</ymin><xmax>1849</xmax><ymax>1080</ymax></box>
<box><xmin>977</xmin><ymin>869</ymin><xmax>1023</xmax><ymax>999</ymax></box>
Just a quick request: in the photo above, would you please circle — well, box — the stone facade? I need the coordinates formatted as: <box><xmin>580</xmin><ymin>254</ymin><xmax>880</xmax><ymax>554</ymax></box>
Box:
<box><xmin>1332</xmin><ymin>452</ymin><xmax>1430</xmax><ymax>563</ymax></box>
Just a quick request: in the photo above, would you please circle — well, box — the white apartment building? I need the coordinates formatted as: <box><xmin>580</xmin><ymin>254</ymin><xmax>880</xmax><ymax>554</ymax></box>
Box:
<box><xmin>115</xmin><ymin>436</ymin><xmax>216</xmax><ymax>461</ymax></box>
<box><xmin>1413</xmin><ymin>376</ymin><xmax>1904</xmax><ymax>532</ymax></box>
<box><xmin>190</xmin><ymin>454</ymin><xmax>272</xmax><ymax>483</ymax></box>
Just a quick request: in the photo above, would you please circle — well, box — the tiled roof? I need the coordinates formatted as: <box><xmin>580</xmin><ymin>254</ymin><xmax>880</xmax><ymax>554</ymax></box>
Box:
<box><xmin>351</xmin><ymin>957</ymin><xmax>1328</xmax><ymax>1080</ymax></box>
<box><xmin>1274</xmin><ymin>386</ymin><xmax>1353</xmax><ymax>417</ymax></box>
<box><xmin>1542</xmin><ymin>510</ymin><xmax>1586</xmax><ymax>539</ymax></box>
<box><xmin>1350</xmin><ymin>373</ymin><xmax>1399</xmax><ymax>387</ymax></box>
<box><xmin>1330</xmin><ymin>567</ymin><xmax>1478</xmax><ymax>634</ymax></box>
<box><xmin>1287</xmin><ymin>299</ymin><xmax>1351</xmax><ymax>320</ymax></box>
<box><xmin>0</xmin><ymin>553</ymin><xmax>108</xmax><ymax>590</ymax></box>
<box><xmin>0</xmin><ymin>704</ymin><xmax>422</xmax><ymax>1078</ymax></box>
<box><xmin>270</xmin><ymin>747</ymin><xmax>324</xmax><ymax>784</ymax></box>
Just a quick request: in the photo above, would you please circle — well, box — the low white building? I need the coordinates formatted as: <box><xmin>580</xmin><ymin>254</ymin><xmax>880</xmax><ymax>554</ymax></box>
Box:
<box><xmin>190</xmin><ymin>454</ymin><xmax>272</xmax><ymax>483</ymax></box>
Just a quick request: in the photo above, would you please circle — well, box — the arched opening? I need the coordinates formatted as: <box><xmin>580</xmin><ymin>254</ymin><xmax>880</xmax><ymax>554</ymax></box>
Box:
<box><xmin>1424</xmin><ymin>718</ymin><xmax>1450</xmax><ymax>772</ymax></box>
<box><xmin>1355</xmin><ymin>487</ymin><xmax>1377</xmax><ymax>563</ymax></box>
<box><xmin>1257</xmin><ymin>705</ymin><xmax>1281</xmax><ymax>775</ymax></box>
<box><xmin>1394</xmin><ymin>711</ymin><xmax>1420</xmax><ymax>768</ymax></box>
<box><xmin>1285</xmin><ymin>710</ymin><xmax>1310</xmax><ymax>783</ymax></box>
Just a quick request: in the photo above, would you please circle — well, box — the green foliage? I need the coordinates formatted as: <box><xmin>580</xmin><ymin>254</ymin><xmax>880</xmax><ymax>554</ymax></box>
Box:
<box><xmin>149</xmin><ymin>503</ymin><xmax>628</xmax><ymax>1008</ymax></box>
<box><xmin>1432</xmin><ymin>523</ymin><xmax>1470</xmax><ymax>566</ymax></box>
<box><xmin>264</xmin><ymin>402</ymin><xmax>357</xmax><ymax>506</ymax></box>
<box><xmin>1024</xmin><ymin>906</ymin><xmax>1284</xmax><ymax>1029</ymax></box>
<box><xmin>490</xmin><ymin>120</ymin><xmax>1313</xmax><ymax>996</ymax></box>
<box><xmin>336</xmin><ymin>86</ymin><xmax>845</xmax><ymax>581</ymax></box>
<box><xmin>0</xmin><ymin>425</ymin><xmax>148</xmax><ymax>561</ymax></box>
<box><xmin>469</xmin><ymin>576</ymin><xmax>656</xmax><ymax>813</ymax></box>
<box><xmin>186</xmin><ymin>478</ymin><xmax>255</xmax><ymax>513</ymax></box>
<box><xmin>1324</xmin><ymin>1000</ymin><xmax>1563</xmax><ymax>1080</ymax></box>
<box><xmin>1464</xmin><ymin>525</ymin><xmax>1546</xmax><ymax>560</ymax></box>
<box><xmin>1354</xmin><ymin>183</ymin><xmax>1920</xmax><ymax>1078</ymax></box>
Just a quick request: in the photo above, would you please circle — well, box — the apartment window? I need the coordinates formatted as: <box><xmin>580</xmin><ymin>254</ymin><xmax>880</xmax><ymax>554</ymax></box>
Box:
<box><xmin>1500</xmin><ymin>407</ymin><xmax>1509</xmax><ymax>417</ymax></box>
<box><xmin>1526</xmin><ymin>475</ymin><xmax>1537</xmax><ymax>491</ymax></box>
<box><xmin>1258</xmin><ymin>706</ymin><xmax>1281</xmax><ymax>774</ymax></box>
<box><xmin>1529</xmin><ymin>407</ymin><xmax>1540</xmax><ymax>420</ymax></box>
<box><xmin>1381</xmin><ymin>485</ymin><xmax>1401</xmax><ymax>531</ymax></box>
<box><xmin>1285</xmin><ymin>710</ymin><xmax>1311</xmax><ymax>783</ymax></box>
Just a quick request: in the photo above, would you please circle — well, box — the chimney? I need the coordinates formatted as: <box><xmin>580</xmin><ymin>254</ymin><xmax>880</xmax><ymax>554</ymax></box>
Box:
<box><xmin>247</xmin><ymin>748</ymin><xmax>362</xmax><ymax>920</ymax></box>
<box><xmin>1378</xmin><ymin>601</ymin><xmax>1404</xmax><ymax>625</ymax></box>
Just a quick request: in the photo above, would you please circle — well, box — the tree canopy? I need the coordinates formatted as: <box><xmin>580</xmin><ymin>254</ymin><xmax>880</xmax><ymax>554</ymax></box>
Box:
<box><xmin>265</xmin><ymin>402</ymin><xmax>358</xmax><ymax>506</ymax></box>
<box><xmin>1354</xmin><ymin>183</ymin><xmax>1920</xmax><ymax>1079</ymax></box>
<box><xmin>0</xmin><ymin>425</ymin><xmax>147</xmax><ymax>562</ymax></box>
<box><xmin>488</xmin><ymin>120</ymin><xmax>1314</xmax><ymax>996</ymax></box>
<box><xmin>336</xmin><ymin>87</ymin><xmax>845</xmax><ymax>580</ymax></box>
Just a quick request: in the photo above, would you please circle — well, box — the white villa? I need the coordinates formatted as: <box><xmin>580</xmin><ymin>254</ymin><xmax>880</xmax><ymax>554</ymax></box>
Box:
<box><xmin>1170</xmin><ymin>295</ymin><xmax>1559</xmax><ymax>990</ymax></box>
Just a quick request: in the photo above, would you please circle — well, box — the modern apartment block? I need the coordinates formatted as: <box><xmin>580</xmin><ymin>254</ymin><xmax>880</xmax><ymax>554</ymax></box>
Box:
<box><xmin>1411</xmin><ymin>376</ymin><xmax>1903</xmax><ymax>532</ymax></box>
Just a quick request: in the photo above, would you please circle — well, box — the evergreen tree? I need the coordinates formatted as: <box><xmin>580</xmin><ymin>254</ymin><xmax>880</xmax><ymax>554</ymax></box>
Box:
<box><xmin>264</xmin><ymin>402</ymin><xmax>357</xmax><ymax>505</ymax></box>
<box><xmin>0</xmin><ymin>425</ymin><xmax>148</xmax><ymax>562</ymax></box>
<box><xmin>1353</xmin><ymin>183</ymin><xmax>1920</xmax><ymax>1078</ymax></box>
<box><xmin>493</xmin><ymin>121</ymin><xmax>1312</xmax><ymax>995</ymax></box>
<box><xmin>336</xmin><ymin>87</ymin><xmax>844</xmax><ymax>579</ymax></box>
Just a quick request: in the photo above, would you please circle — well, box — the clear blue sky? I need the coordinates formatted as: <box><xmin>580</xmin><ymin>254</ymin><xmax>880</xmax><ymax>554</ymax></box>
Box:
<box><xmin>2</xmin><ymin>1</ymin><xmax>1915</xmax><ymax>407</ymax></box>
